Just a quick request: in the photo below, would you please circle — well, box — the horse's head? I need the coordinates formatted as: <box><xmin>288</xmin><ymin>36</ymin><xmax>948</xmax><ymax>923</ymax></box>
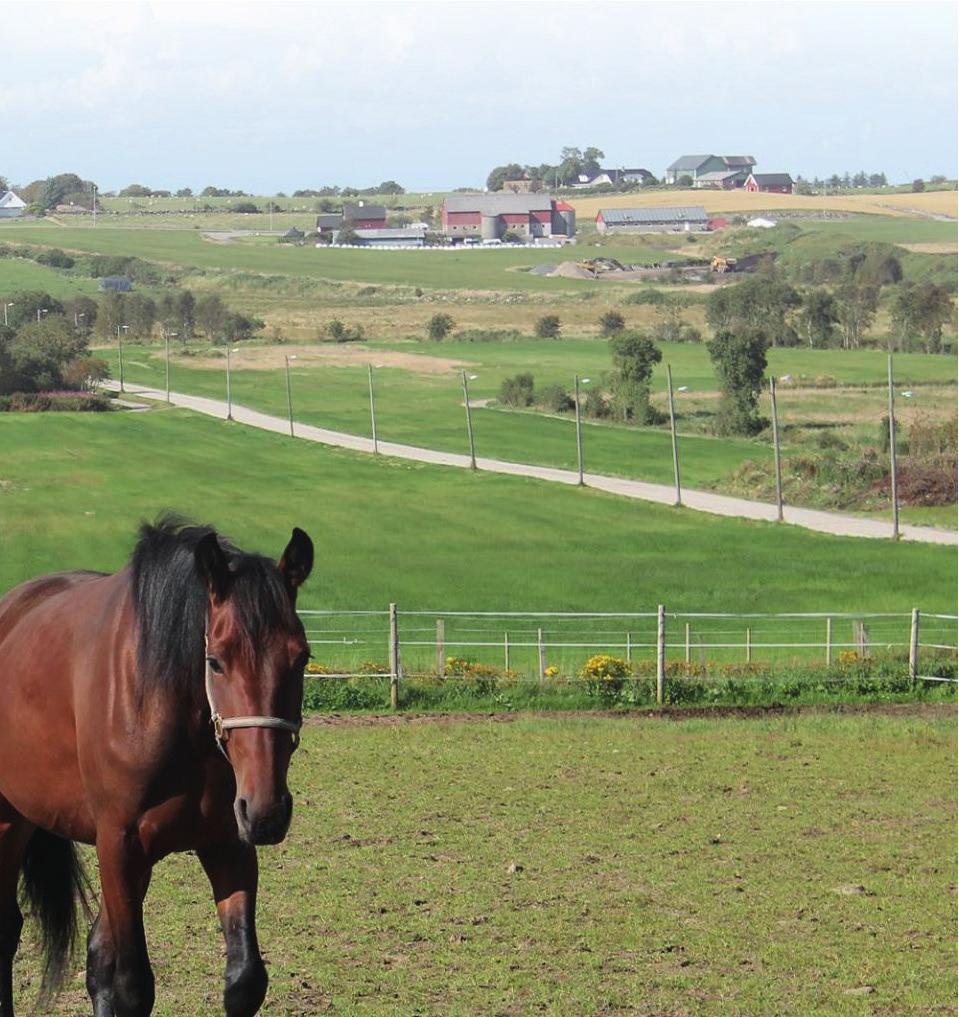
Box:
<box><xmin>196</xmin><ymin>527</ymin><xmax>314</xmax><ymax>846</ymax></box>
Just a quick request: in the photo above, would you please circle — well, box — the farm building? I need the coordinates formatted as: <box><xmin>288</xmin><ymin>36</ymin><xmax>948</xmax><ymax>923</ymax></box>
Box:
<box><xmin>576</xmin><ymin>168</ymin><xmax>653</xmax><ymax>188</ymax></box>
<box><xmin>334</xmin><ymin>226</ymin><xmax>427</xmax><ymax>247</ymax></box>
<box><xmin>503</xmin><ymin>175</ymin><xmax>533</xmax><ymax>193</ymax></box>
<box><xmin>745</xmin><ymin>173</ymin><xmax>794</xmax><ymax>194</ymax></box>
<box><xmin>342</xmin><ymin>203</ymin><xmax>387</xmax><ymax>228</ymax></box>
<box><xmin>0</xmin><ymin>190</ymin><xmax>26</xmax><ymax>218</ymax></box>
<box><xmin>693</xmin><ymin>169</ymin><xmax>750</xmax><ymax>190</ymax></box>
<box><xmin>595</xmin><ymin>206</ymin><xmax>709</xmax><ymax>234</ymax></box>
<box><xmin>664</xmin><ymin>155</ymin><xmax>755</xmax><ymax>184</ymax></box>
<box><xmin>315</xmin><ymin>213</ymin><xmax>342</xmax><ymax>234</ymax></box>
<box><xmin>441</xmin><ymin>194</ymin><xmax>575</xmax><ymax>241</ymax></box>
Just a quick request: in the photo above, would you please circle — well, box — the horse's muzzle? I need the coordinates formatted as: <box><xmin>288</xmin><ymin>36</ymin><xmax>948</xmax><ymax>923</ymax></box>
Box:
<box><xmin>235</xmin><ymin>793</ymin><xmax>293</xmax><ymax>845</ymax></box>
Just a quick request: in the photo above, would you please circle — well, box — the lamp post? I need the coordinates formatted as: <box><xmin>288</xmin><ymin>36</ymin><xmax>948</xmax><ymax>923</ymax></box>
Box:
<box><xmin>3</xmin><ymin>302</ymin><xmax>13</xmax><ymax>327</ymax></box>
<box><xmin>887</xmin><ymin>355</ymin><xmax>900</xmax><ymax>540</ymax></box>
<box><xmin>75</xmin><ymin>310</ymin><xmax>85</xmax><ymax>329</ymax></box>
<box><xmin>164</xmin><ymin>332</ymin><xmax>177</xmax><ymax>403</ymax></box>
<box><xmin>226</xmin><ymin>346</ymin><xmax>239</xmax><ymax>421</ymax></box>
<box><xmin>116</xmin><ymin>324</ymin><xmax>129</xmax><ymax>393</ymax></box>
<box><xmin>574</xmin><ymin>376</ymin><xmax>590</xmax><ymax>486</ymax></box>
<box><xmin>666</xmin><ymin>364</ymin><xmax>682</xmax><ymax>506</ymax></box>
<box><xmin>461</xmin><ymin>371</ymin><xmax>478</xmax><ymax>470</ymax></box>
<box><xmin>769</xmin><ymin>377</ymin><xmax>784</xmax><ymax>522</ymax></box>
<box><xmin>37</xmin><ymin>307</ymin><xmax>48</xmax><ymax>324</ymax></box>
<box><xmin>368</xmin><ymin>363</ymin><xmax>378</xmax><ymax>454</ymax></box>
<box><xmin>284</xmin><ymin>355</ymin><xmax>297</xmax><ymax>437</ymax></box>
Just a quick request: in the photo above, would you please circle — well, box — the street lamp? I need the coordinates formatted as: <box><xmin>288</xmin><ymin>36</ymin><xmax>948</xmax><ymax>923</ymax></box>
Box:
<box><xmin>284</xmin><ymin>355</ymin><xmax>297</xmax><ymax>437</ymax></box>
<box><xmin>574</xmin><ymin>376</ymin><xmax>590</xmax><ymax>486</ymax></box>
<box><xmin>116</xmin><ymin>324</ymin><xmax>129</xmax><ymax>393</ymax></box>
<box><xmin>368</xmin><ymin>363</ymin><xmax>378</xmax><ymax>454</ymax></box>
<box><xmin>164</xmin><ymin>331</ymin><xmax>177</xmax><ymax>403</ymax></box>
<box><xmin>666</xmin><ymin>364</ymin><xmax>682</xmax><ymax>507</ymax></box>
<box><xmin>36</xmin><ymin>308</ymin><xmax>48</xmax><ymax>324</ymax></box>
<box><xmin>226</xmin><ymin>346</ymin><xmax>240</xmax><ymax>421</ymax></box>
<box><xmin>75</xmin><ymin>311</ymin><xmax>86</xmax><ymax>329</ymax></box>
<box><xmin>2</xmin><ymin>303</ymin><xmax>13</xmax><ymax>327</ymax></box>
<box><xmin>461</xmin><ymin>371</ymin><xmax>478</xmax><ymax>470</ymax></box>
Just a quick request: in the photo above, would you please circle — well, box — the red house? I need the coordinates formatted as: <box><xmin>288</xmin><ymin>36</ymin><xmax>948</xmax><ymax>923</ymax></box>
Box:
<box><xmin>342</xmin><ymin>203</ymin><xmax>387</xmax><ymax>228</ymax></box>
<box><xmin>745</xmin><ymin>173</ymin><xmax>794</xmax><ymax>194</ymax></box>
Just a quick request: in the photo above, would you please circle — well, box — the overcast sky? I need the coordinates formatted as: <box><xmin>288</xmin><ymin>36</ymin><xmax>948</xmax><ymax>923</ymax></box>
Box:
<box><xmin>2</xmin><ymin>0</ymin><xmax>956</xmax><ymax>193</ymax></box>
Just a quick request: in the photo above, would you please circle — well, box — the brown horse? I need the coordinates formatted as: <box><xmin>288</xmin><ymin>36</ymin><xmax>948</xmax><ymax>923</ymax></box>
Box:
<box><xmin>0</xmin><ymin>517</ymin><xmax>313</xmax><ymax>1017</ymax></box>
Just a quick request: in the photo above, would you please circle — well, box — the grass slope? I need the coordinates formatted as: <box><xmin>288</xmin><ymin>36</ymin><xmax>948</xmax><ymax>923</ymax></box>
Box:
<box><xmin>0</xmin><ymin>411</ymin><xmax>953</xmax><ymax>614</ymax></box>
<box><xmin>15</xmin><ymin>711</ymin><xmax>958</xmax><ymax>1017</ymax></box>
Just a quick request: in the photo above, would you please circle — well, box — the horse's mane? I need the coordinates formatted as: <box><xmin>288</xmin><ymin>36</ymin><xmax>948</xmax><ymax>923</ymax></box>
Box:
<box><xmin>131</xmin><ymin>515</ymin><xmax>295</xmax><ymax>692</ymax></box>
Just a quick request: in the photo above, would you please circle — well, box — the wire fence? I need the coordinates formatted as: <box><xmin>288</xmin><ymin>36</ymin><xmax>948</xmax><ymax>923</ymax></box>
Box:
<box><xmin>299</xmin><ymin>607</ymin><xmax>958</xmax><ymax>697</ymax></box>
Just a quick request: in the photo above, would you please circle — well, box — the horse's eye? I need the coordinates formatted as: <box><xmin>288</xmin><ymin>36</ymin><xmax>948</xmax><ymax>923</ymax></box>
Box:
<box><xmin>206</xmin><ymin>656</ymin><xmax>224</xmax><ymax>675</ymax></box>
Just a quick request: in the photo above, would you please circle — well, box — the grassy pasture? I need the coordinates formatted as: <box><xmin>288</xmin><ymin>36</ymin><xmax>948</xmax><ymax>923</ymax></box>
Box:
<box><xmin>16</xmin><ymin>710</ymin><xmax>957</xmax><ymax>1016</ymax></box>
<box><xmin>0</xmin><ymin>256</ymin><xmax>102</xmax><ymax>300</ymax></box>
<box><xmin>0</xmin><ymin>411</ymin><xmax>953</xmax><ymax>615</ymax></box>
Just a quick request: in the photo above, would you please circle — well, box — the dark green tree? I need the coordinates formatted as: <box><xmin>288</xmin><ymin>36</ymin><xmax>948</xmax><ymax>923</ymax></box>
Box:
<box><xmin>7</xmin><ymin>317</ymin><xmax>89</xmax><ymax>391</ymax></box>
<box><xmin>196</xmin><ymin>294</ymin><xmax>229</xmax><ymax>339</ymax></box>
<box><xmin>599</xmin><ymin>310</ymin><xmax>625</xmax><ymax>336</ymax></box>
<box><xmin>499</xmin><ymin>372</ymin><xmax>535</xmax><ymax>407</ymax></box>
<box><xmin>708</xmin><ymin>327</ymin><xmax>769</xmax><ymax>435</ymax></box>
<box><xmin>1</xmin><ymin>291</ymin><xmax>65</xmax><ymax>329</ymax></box>
<box><xmin>891</xmin><ymin>283</ymin><xmax>955</xmax><ymax>353</ymax></box>
<box><xmin>535</xmin><ymin>315</ymin><xmax>561</xmax><ymax>338</ymax></box>
<box><xmin>426</xmin><ymin>313</ymin><xmax>454</xmax><ymax>341</ymax></box>
<box><xmin>798</xmin><ymin>289</ymin><xmax>838</xmax><ymax>348</ymax></box>
<box><xmin>608</xmin><ymin>331</ymin><xmax>662</xmax><ymax>423</ymax></box>
<box><xmin>706</xmin><ymin>276</ymin><xmax>801</xmax><ymax>346</ymax></box>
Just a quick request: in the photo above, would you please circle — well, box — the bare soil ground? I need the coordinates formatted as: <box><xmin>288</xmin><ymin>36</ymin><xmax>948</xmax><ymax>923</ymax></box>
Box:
<box><xmin>184</xmin><ymin>344</ymin><xmax>471</xmax><ymax>374</ymax></box>
<box><xmin>899</xmin><ymin>241</ymin><xmax>959</xmax><ymax>254</ymax></box>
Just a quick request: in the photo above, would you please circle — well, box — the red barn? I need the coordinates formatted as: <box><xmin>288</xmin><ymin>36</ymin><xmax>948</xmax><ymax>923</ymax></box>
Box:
<box><xmin>745</xmin><ymin>173</ymin><xmax>794</xmax><ymax>194</ymax></box>
<box><xmin>441</xmin><ymin>194</ymin><xmax>575</xmax><ymax>241</ymax></box>
<box><xmin>342</xmin><ymin>202</ymin><xmax>387</xmax><ymax>228</ymax></box>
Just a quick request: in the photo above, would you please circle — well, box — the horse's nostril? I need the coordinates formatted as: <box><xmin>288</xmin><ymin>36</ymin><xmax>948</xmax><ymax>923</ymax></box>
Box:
<box><xmin>237</xmin><ymin>798</ymin><xmax>249</xmax><ymax>823</ymax></box>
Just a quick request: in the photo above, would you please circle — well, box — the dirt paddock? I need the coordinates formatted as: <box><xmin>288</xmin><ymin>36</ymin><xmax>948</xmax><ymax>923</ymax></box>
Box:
<box><xmin>183</xmin><ymin>344</ymin><xmax>471</xmax><ymax>374</ymax></box>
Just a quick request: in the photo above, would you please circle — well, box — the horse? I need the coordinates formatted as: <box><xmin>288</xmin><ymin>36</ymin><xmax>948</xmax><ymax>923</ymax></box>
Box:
<box><xmin>0</xmin><ymin>516</ymin><xmax>314</xmax><ymax>1017</ymax></box>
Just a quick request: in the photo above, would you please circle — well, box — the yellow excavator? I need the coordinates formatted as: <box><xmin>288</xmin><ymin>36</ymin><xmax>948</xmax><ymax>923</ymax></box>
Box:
<box><xmin>710</xmin><ymin>256</ymin><xmax>738</xmax><ymax>274</ymax></box>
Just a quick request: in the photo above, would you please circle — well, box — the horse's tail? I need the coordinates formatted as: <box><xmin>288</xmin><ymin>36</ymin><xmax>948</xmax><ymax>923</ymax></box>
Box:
<box><xmin>20</xmin><ymin>828</ymin><xmax>92</xmax><ymax>998</ymax></box>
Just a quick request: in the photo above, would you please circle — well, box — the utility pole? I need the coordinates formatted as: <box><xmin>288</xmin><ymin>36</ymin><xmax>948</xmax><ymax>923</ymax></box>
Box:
<box><xmin>666</xmin><ymin>364</ymin><xmax>681</xmax><ymax>506</ymax></box>
<box><xmin>769</xmin><ymin>376</ymin><xmax>784</xmax><ymax>522</ymax></box>
<box><xmin>368</xmin><ymin>363</ymin><xmax>378</xmax><ymax>454</ymax></box>
<box><xmin>117</xmin><ymin>324</ymin><xmax>128</xmax><ymax>393</ymax></box>
<box><xmin>226</xmin><ymin>346</ymin><xmax>235</xmax><ymax>420</ymax></box>
<box><xmin>164</xmin><ymin>331</ymin><xmax>176</xmax><ymax>403</ymax></box>
<box><xmin>461</xmin><ymin>370</ymin><xmax>477</xmax><ymax>470</ymax></box>
<box><xmin>284</xmin><ymin>355</ymin><xmax>296</xmax><ymax>437</ymax></box>
<box><xmin>574</xmin><ymin>375</ymin><xmax>586</xmax><ymax>486</ymax></box>
<box><xmin>888</xmin><ymin>355</ymin><xmax>900</xmax><ymax>539</ymax></box>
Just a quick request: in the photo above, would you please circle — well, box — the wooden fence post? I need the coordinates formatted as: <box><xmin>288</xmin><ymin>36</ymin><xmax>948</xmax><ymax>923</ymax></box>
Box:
<box><xmin>745</xmin><ymin>626</ymin><xmax>752</xmax><ymax>664</ymax></box>
<box><xmin>656</xmin><ymin>604</ymin><xmax>666</xmax><ymax>705</ymax></box>
<box><xmin>436</xmin><ymin>618</ymin><xmax>445</xmax><ymax>680</ymax></box>
<box><xmin>685</xmin><ymin>622</ymin><xmax>691</xmax><ymax>667</ymax></box>
<box><xmin>389</xmin><ymin>603</ymin><xmax>400</xmax><ymax>709</ymax></box>
<box><xmin>625</xmin><ymin>631</ymin><xmax>632</xmax><ymax>663</ymax></box>
<box><xmin>909</xmin><ymin>608</ymin><xmax>920</xmax><ymax>688</ymax></box>
<box><xmin>825</xmin><ymin>617</ymin><xmax>833</xmax><ymax>666</ymax></box>
<box><xmin>504</xmin><ymin>631</ymin><xmax>510</xmax><ymax>673</ymax></box>
<box><xmin>537</xmin><ymin>627</ymin><xmax>546</xmax><ymax>682</ymax></box>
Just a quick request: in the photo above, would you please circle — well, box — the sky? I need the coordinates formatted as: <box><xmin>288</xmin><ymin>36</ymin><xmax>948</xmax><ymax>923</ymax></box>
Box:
<box><xmin>2</xmin><ymin>0</ymin><xmax>956</xmax><ymax>194</ymax></box>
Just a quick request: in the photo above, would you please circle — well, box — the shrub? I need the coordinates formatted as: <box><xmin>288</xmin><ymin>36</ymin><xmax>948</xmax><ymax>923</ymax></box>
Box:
<box><xmin>499</xmin><ymin>372</ymin><xmax>535</xmax><ymax>407</ymax></box>
<box><xmin>579</xmin><ymin>654</ymin><xmax>632</xmax><ymax>701</ymax></box>
<box><xmin>583</xmin><ymin>387</ymin><xmax>611</xmax><ymax>419</ymax></box>
<box><xmin>535</xmin><ymin>314</ymin><xmax>562</xmax><ymax>339</ymax></box>
<box><xmin>326</xmin><ymin>318</ymin><xmax>364</xmax><ymax>342</ymax></box>
<box><xmin>599</xmin><ymin>310</ymin><xmax>625</xmax><ymax>336</ymax></box>
<box><xmin>426</xmin><ymin>313</ymin><xmax>455</xmax><ymax>341</ymax></box>
<box><xmin>537</xmin><ymin>383</ymin><xmax>574</xmax><ymax>413</ymax></box>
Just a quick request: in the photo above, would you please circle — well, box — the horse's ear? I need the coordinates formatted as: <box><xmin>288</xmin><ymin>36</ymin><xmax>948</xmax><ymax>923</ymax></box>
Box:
<box><xmin>195</xmin><ymin>532</ymin><xmax>231</xmax><ymax>599</ymax></box>
<box><xmin>279</xmin><ymin>527</ymin><xmax>314</xmax><ymax>594</ymax></box>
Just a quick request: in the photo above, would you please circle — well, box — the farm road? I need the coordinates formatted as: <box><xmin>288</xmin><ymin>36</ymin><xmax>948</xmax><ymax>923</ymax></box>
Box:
<box><xmin>112</xmin><ymin>383</ymin><xmax>956</xmax><ymax>546</ymax></box>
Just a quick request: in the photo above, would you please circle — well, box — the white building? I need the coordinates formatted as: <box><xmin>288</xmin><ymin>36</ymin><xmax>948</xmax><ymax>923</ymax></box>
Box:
<box><xmin>0</xmin><ymin>191</ymin><xmax>27</xmax><ymax>218</ymax></box>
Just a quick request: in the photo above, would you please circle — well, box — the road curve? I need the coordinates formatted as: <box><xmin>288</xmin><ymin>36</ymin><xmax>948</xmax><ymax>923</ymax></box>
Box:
<box><xmin>109</xmin><ymin>383</ymin><xmax>957</xmax><ymax>546</ymax></box>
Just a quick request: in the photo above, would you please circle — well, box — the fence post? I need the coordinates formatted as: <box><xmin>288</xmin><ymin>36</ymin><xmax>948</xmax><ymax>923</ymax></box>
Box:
<box><xmin>685</xmin><ymin>622</ymin><xmax>691</xmax><ymax>667</ymax></box>
<box><xmin>909</xmin><ymin>608</ymin><xmax>920</xmax><ymax>688</ymax></box>
<box><xmin>436</xmin><ymin>618</ymin><xmax>445</xmax><ymax>681</ymax></box>
<box><xmin>537</xmin><ymin>627</ymin><xmax>546</xmax><ymax>681</ymax></box>
<box><xmin>825</xmin><ymin>617</ymin><xmax>833</xmax><ymax>666</ymax></box>
<box><xmin>698</xmin><ymin>634</ymin><xmax>706</xmax><ymax>668</ymax></box>
<box><xmin>746</xmin><ymin>626</ymin><xmax>752</xmax><ymax>664</ymax></box>
<box><xmin>625</xmin><ymin>631</ymin><xmax>632</xmax><ymax>663</ymax></box>
<box><xmin>656</xmin><ymin>604</ymin><xmax>666</xmax><ymax>705</ymax></box>
<box><xmin>504</xmin><ymin>631</ymin><xmax>510</xmax><ymax>673</ymax></box>
<box><xmin>389</xmin><ymin>603</ymin><xmax>400</xmax><ymax>709</ymax></box>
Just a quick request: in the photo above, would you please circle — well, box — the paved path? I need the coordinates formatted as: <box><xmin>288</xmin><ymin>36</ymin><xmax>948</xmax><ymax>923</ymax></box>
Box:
<box><xmin>109</xmin><ymin>383</ymin><xmax>956</xmax><ymax>546</ymax></box>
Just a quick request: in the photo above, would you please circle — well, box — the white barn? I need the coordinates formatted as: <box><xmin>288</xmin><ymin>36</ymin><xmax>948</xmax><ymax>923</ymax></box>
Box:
<box><xmin>0</xmin><ymin>191</ymin><xmax>27</xmax><ymax>218</ymax></box>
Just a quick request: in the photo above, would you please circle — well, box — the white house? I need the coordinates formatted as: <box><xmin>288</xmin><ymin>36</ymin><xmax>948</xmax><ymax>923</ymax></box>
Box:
<box><xmin>0</xmin><ymin>191</ymin><xmax>27</xmax><ymax>218</ymax></box>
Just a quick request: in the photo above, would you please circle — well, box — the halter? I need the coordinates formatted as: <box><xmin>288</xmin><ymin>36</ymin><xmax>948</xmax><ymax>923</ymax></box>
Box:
<box><xmin>204</xmin><ymin>623</ymin><xmax>301</xmax><ymax>760</ymax></box>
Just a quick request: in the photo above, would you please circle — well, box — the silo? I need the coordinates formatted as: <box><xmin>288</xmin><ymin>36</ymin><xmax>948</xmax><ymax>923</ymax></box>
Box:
<box><xmin>481</xmin><ymin>214</ymin><xmax>499</xmax><ymax>240</ymax></box>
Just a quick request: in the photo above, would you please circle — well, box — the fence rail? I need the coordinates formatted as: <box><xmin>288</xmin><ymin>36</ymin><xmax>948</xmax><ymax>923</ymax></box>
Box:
<box><xmin>298</xmin><ymin>607</ymin><xmax>958</xmax><ymax>705</ymax></box>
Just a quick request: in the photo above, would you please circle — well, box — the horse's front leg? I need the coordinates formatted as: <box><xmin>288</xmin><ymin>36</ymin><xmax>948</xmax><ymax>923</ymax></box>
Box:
<box><xmin>198</xmin><ymin>840</ymin><xmax>267</xmax><ymax>1017</ymax></box>
<box><xmin>95</xmin><ymin>829</ymin><xmax>154</xmax><ymax>1017</ymax></box>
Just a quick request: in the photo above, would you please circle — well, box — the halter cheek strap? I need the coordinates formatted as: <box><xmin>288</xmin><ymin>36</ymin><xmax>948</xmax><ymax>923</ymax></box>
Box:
<box><xmin>204</xmin><ymin>626</ymin><xmax>301</xmax><ymax>760</ymax></box>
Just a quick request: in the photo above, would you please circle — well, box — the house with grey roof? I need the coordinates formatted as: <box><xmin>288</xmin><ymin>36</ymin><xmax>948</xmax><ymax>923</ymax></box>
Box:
<box><xmin>0</xmin><ymin>190</ymin><xmax>27</xmax><ymax>218</ymax></box>
<box><xmin>664</xmin><ymin>155</ymin><xmax>755</xmax><ymax>185</ymax></box>
<box><xmin>441</xmin><ymin>194</ymin><xmax>575</xmax><ymax>242</ymax></box>
<box><xmin>595</xmin><ymin>206</ymin><xmax>709</xmax><ymax>234</ymax></box>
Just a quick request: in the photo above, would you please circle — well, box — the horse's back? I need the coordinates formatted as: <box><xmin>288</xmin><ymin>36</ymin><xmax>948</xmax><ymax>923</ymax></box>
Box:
<box><xmin>0</xmin><ymin>570</ymin><xmax>108</xmax><ymax>644</ymax></box>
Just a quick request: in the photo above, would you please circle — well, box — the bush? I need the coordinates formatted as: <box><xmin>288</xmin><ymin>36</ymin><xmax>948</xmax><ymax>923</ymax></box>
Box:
<box><xmin>231</xmin><ymin>201</ymin><xmax>260</xmax><ymax>214</ymax></box>
<box><xmin>426</xmin><ymin>313</ymin><xmax>455</xmax><ymax>341</ymax></box>
<box><xmin>499</xmin><ymin>372</ymin><xmax>535</xmax><ymax>407</ymax></box>
<box><xmin>535</xmin><ymin>314</ymin><xmax>562</xmax><ymax>339</ymax></box>
<box><xmin>0</xmin><ymin>393</ymin><xmax>111</xmax><ymax>412</ymax></box>
<box><xmin>599</xmin><ymin>310</ymin><xmax>625</xmax><ymax>336</ymax></box>
<box><xmin>35</xmin><ymin>248</ymin><xmax>75</xmax><ymax>269</ymax></box>
<box><xmin>326</xmin><ymin>318</ymin><xmax>364</xmax><ymax>342</ymax></box>
<box><xmin>537</xmin><ymin>383</ymin><xmax>574</xmax><ymax>413</ymax></box>
<box><xmin>579</xmin><ymin>654</ymin><xmax>632</xmax><ymax>701</ymax></box>
<box><xmin>583</xmin><ymin>387</ymin><xmax>611</xmax><ymax>419</ymax></box>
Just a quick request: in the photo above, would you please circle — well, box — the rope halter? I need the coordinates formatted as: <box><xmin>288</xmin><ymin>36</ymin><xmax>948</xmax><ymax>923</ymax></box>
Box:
<box><xmin>204</xmin><ymin>625</ymin><xmax>301</xmax><ymax>760</ymax></box>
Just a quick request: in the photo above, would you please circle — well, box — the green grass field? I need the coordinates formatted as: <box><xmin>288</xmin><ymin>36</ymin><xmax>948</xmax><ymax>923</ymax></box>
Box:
<box><xmin>15</xmin><ymin>709</ymin><xmax>957</xmax><ymax>1016</ymax></box>
<box><xmin>0</xmin><ymin>411</ymin><xmax>953</xmax><ymax>615</ymax></box>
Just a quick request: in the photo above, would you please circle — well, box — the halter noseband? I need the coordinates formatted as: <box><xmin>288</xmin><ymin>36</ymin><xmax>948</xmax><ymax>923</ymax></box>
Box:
<box><xmin>204</xmin><ymin>624</ymin><xmax>301</xmax><ymax>760</ymax></box>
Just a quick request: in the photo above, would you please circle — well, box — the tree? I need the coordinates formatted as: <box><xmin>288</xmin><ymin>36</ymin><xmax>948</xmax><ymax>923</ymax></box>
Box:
<box><xmin>708</xmin><ymin>327</ymin><xmax>769</xmax><ymax>436</ymax></box>
<box><xmin>63</xmin><ymin>356</ymin><xmax>110</xmax><ymax>392</ymax></box>
<box><xmin>798</xmin><ymin>289</ymin><xmax>838</xmax><ymax>348</ymax></box>
<box><xmin>35</xmin><ymin>173</ymin><xmax>97</xmax><ymax>209</ymax></box>
<box><xmin>377</xmin><ymin>180</ymin><xmax>405</xmax><ymax>195</ymax></box>
<box><xmin>677</xmin><ymin>174</ymin><xmax>693</xmax><ymax>188</ymax></box>
<box><xmin>835</xmin><ymin>284</ymin><xmax>879</xmax><ymax>349</ymax></box>
<box><xmin>231</xmin><ymin>201</ymin><xmax>260</xmax><ymax>214</ymax></box>
<box><xmin>196</xmin><ymin>294</ymin><xmax>229</xmax><ymax>339</ymax></box>
<box><xmin>891</xmin><ymin>283</ymin><xmax>955</xmax><ymax>353</ymax></box>
<box><xmin>426</xmin><ymin>313</ymin><xmax>454</xmax><ymax>341</ymax></box>
<box><xmin>336</xmin><ymin>225</ymin><xmax>360</xmax><ymax>246</ymax></box>
<box><xmin>599</xmin><ymin>311</ymin><xmax>625</xmax><ymax>336</ymax></box>
<box><xmin>120</xmin><ymin>184</ymin><xmax>153</xmax><ymax>197</ymax></box>
<box><xmin>912</xmin><ymin>178</ymin><xmax>926</xmax><ymax>192</ymax></box>
<box><xmin>7</xmin><ymin>317</ymin><xmax>90</xmax><ymax>391</ymax></box>
<box><xmin>486</xmin><ymin>164</ymin><xmax>525</xmax><ymax>192</ymax></box>
<box><xmin>706</xmin><ymin>276</ymin><xmax>800</xmax><ymax>346</ymax></box>
<box><xmin>175</xmin><ymin>187</ymin><xmax>194</xmax><ymax>197</ymax></box>
<box><xmin>124</xmin><ymin>293</ymin><xmax>156</xmax><ymax>339</ymax></box>
<box><xmin>2</xmin><ymin>291</ymin><xmax>65</xmax><ymax>329</ymax></box>
<box><xmin>535</xmin><ymin>315</ymin><xmax>561</xmax><ymax>338</ymax></box>
<box><xmin>608</xmin><ymin>331</ymin><xmax>662</xmax><ymax>423</ymax></box>
<box><xmin>66</xmin><ymin>295</ymin><xmax>98</xmax><ymax>331</ymax></box>
<box><xmin>582</xmin><ymin>147</ymin><xmax>605</xmax><ymax>178</ymax></box>
<box><xmin>0</xmin><ymin>175</ymin><xmax>7</xmax><ymax>192</ymax></box>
